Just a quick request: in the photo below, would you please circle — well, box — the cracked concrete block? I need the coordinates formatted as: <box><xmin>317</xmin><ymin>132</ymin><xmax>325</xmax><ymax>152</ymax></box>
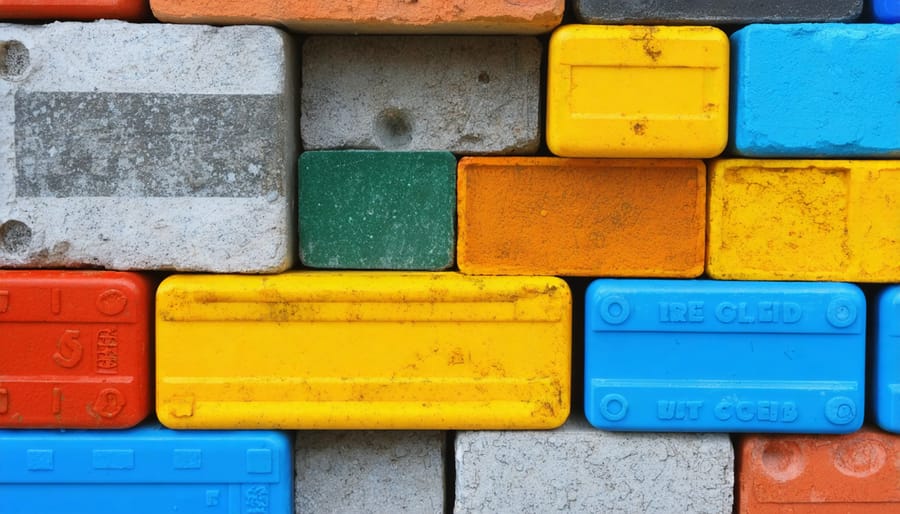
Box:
<box><xmin>295</xmin><ymin>431</ymin><xmax>445</xmax><ymax>514</ymax></box>
<box><xmin>573</xmin><ymin>0</ymin><xmax>862</xmax><ymax>24</ymax></box>
<box><xmin>301</xmin><ymin>36</ymin><xmax>541</xmax><ymax>155</ymax></box>
<box><xmin>0</xmin><ymin>21</ymin><xmax>295</xmax><ymax>272</ymax></box>
<box><xmin>454</xmin><ymin>416</ymin><xmax>734</xmax><ymax>514</ymax></box>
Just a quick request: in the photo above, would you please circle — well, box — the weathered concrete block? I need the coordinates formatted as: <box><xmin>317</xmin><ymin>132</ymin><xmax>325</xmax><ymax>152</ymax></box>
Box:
<box><xmin>0</xmin><ymin>21</ymin><xmax>295</xmax><ymax>272</ymax></box>
<box><xmin>296</xmin><ymin>431</ymin><xmax>445</xmax><ymax>513</ymax></box>
<box><xmin>299</xmin><ymin>151</ymin><xmax>456</xmax><ymax>270</ymax></box>
<box><xmin>574</xmin><ymin>0</ymin><xmax>862</xmax><ymax>24</ymax></box>
<box><xmin>455</xmin><ymin>416</ymin><xmax>734</xmax><ymax>513</ymax></box>
<box><xmin>301</xmin><ymin>36</ymin><xmax>541</xmax><ymax>155</ymax></box>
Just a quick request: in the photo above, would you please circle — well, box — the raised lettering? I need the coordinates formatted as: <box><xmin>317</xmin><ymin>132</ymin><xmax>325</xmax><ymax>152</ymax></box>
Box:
<box><xmin>688</xmin><ymin>302</ymin><xmax>704</xmax><ymax>322</ymax></box>
<box><xmin>783</xmin><ymin>302</ymin><xmax>802</xmax><ymax>323</ymax></box>
<box><xmin>52</xmin><ymin>387</ymin><xmax>62</xmax><ymax>415</ymax></box>
<box><xmin>714</xmin><ymin>400</ymin><xmax>732</xmax><ymax>420</ymax></box>
<box><xmin>669</xmin><ymin>302</ymin><xmax>687</xmax><ymax>322</ymax></box>
<box><xmin>51</xmin><ymin>288</ymin><xmax>61</xmax><ymax>315</ymax></box>
<box><xmin>0</xmin><ymin>388</ymin><xmax>8</xmax><ymax>413</ymax></box>
<box><xmin>715</xmin><ymin>302</ymin><xmax>736</xmax><ymax>323</ymax></box>
<box><xmin>0</xmin><ymin>290</ymin><xmax>8</xmax><ymax>313</ymax></box>
<box><xmin>782</xmin><ymin>402</ymin><xmax>798</xmax><ymax>422</ymax></box>
<box><xmin>53</xmin><ymin>330</ymin><xmax>83</xmax><ymax>368</ymax></box>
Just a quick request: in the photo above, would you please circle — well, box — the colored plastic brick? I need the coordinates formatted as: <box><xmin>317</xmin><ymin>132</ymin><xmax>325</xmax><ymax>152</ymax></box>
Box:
<box><xmin>0</xmin><ymin>0</ymin><xmax>147</xmax><ymax>20</ymax></box>
<box><xmin>546</xmin><ymin>24</ymin><xmax>729</xmax><ymax>158</ymax></box>
<box><xmin>299</xmin><ymin>151</ymin><xmax>456</xmax><ymax>270</ymax></box>
<box><xmin>0</xmin><ymin>424</ymin><xmax>292</xmax><ymax>514</ymax></box>
<box><xmin>457</xmin><ymin>157</ymin><xmax>706</xmax><ymax>277</ymax></box>
<box><xmin>585</xmin><ymin>279</ymin><xmax>866</xmax><ymax>433</ymax></box>
<box><xmin>573</xmin><ymin>0</ymin><xmax>862</xmax><ymax>24</ymax></box>
<box><xmin>873</xmin><ymin>0</ymin><xmax>900</xmax><ymax>22</ymax></box>
<box><xmin>150</xmin><ymin>0</ymin><xmax>564</xmax><ymax>34</ymax></box>
<box><xmin>731</xmin><ymin>23</ymin><xmax>900</xmax><ymax>157</ymax></box>
<box><xmin>156</xmin><ymin>272</ymin><xmax>571</xmax><ymax>430</ymax></box>
<box><xmin>0</xmin><ymin>271</ymin><xmax>152</xmax><ymax>428</ymax></box>
<box><xmin>707</xmin><ymin>159</ymin><xmax>900</xmax><ymax>282</ymax></box>
<box><xmin>739</xmin><ymin>428</ymin><xmax>900</xmax><ymax>513</ymax></box>
<box><xmin>874</xmin><ymin>286</ymin><xmax>900</xmax><ymax>433</ymax></box>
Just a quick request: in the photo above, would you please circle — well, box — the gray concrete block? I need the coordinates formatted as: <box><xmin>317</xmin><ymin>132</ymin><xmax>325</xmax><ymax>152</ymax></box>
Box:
<box><xmin>295</xmin><ymin>430</ymin><xmax>446</xmax><ymax>514</ymax></box>
<box><xmin>301</xmin><ymin>36</ymin><xmax>541</xmax><ymax>155</ymax></box>
<box><xmin>574</xmin><ymin>0</ymin><xmax>863</xmax><ymax>24</ymax></box>
<box><xmin>455</xmin><ymin>416</ymin><xmax>734</xmax><ymax>514</ymax></box>
<box><xmin>0</xmin><ymin>21</ymin><xmax>296</xmax><ymax>272</ymax></box>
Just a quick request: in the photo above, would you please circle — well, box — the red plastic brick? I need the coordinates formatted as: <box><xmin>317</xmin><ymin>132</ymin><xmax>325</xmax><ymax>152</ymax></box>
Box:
<box><xmin>0</xmin><ymin>1</ymin><xmax>147</xmax><ymax>20</ymax></box>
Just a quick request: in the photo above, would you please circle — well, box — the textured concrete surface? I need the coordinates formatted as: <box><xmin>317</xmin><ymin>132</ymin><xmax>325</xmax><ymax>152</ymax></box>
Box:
<box><xmin>455</xmin><ymin>416</ymin><xmax>734</xmax><ymax>514</ymax></box>
<box><xmin>295</xmin><ymin>431</ymin><xmax>445</xmax><ymax>513</ymax></box>
<box><xmin>574</xmin><ymin>0</ymin><xmax>862</xmax><ymax>24</ymax></box>
<box><xmin>301</xmin><ymin>36</ymin><xmax>541</xmax><ymax>155</ymax></box>
<box><xmin>299</xmin><ymin>151</ymin><xmax>456</xmax><ymax>270</ymax></box>
<box><xmin>0</xmin><ymin>21</ymin><xmax>295</xmax><ymax>271</ymax></box>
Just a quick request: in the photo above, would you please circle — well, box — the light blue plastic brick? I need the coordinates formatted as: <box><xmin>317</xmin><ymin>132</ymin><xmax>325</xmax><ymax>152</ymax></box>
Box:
<box><xmin>0</xmin><ymin>424</ymin><xmax>292</xmax><ymax>514</ymax></box>
<box><xmin>731</xmin><ymin>23</ymin><xmax>900</xmax><ymax>157</ymax></box>
<box><xmin>875</xmin><ymin>286</ymin><xmax>900</xmax><ymax>433</ymax></box>
<box><xmin>873</xmin><ymin>0</ymin><xmax>900</xmax><ymax>22</ymax></box>
<box><xmin>585</xmin><ymin>279</ymin><xmax>866</xmax><ymax>433</ymax></box>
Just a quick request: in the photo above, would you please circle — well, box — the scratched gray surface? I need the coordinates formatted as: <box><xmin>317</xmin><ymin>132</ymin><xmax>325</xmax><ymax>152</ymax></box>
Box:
<box><xmin>573</xmin><ymin>0</ymin><xmax>863</xmax><ymax>23</ymax></box>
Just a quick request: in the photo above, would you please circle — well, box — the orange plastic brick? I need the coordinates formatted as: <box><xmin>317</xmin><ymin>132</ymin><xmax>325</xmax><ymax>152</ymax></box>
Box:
<box><xmin>0</xmin><ymin>271</ymin><xmax>152</xmax><ymax>428</ymax></box>
<box><xmin>739</xmin><ymin>427</ymin><xmax>900</xmax><ymax>513</ymax></box>
<box><xmin>0</xmin><ymin>0</ymin><xmax>147</xmax><ymax>20</ymax></box>
<box><xmin>457</xmin><ymin>157</ymin><xmax>706</xmax><ymax>276</ymax></box>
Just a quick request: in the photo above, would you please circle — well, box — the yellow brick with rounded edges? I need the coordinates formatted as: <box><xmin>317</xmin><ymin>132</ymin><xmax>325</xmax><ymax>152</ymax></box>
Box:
<box><xmin>708</xmin><ymin>159</ymin><xmax>900</xmax><ymax>282</ymax></box>
<box><xmin>547</xmin><ymin>24</ymin><xmax>729</xmax><ymax>158</ymax></box>
<box><xmin>156</xmin><ymin>272</ymin><xmax>571</xmax><ymax>429</ymax></box>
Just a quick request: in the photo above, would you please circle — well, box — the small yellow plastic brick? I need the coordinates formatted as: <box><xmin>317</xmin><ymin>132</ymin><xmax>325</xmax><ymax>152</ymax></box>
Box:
<box><xmin>156</xmin><ymin>272</ymin><xmax>571</xmax><ymax>429</ymax></box>
<box><xmin>547</xmin><ymin>24</ymin><xmax>729</xmax><ymax>158</ymax></box>
<box><xmin>708</xmin><ymin>159</ymin><xmax>900</xmax><ymax>282</ymax></box>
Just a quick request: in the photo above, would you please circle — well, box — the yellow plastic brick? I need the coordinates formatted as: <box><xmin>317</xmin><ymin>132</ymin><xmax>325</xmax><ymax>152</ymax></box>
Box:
<box><xmin>546</xmin><ymin>24</ymin><xmax>729</xmax><ymax>158</ymax></box>
<box><xmin>156</xmin><ymin>272</ymin><xmax>571</xmax><ymax>429</ymax></box>
<box><xmin>708</xmin><ymin>159</ymin><xmax>900</xmax><ymax>281</ymax></box>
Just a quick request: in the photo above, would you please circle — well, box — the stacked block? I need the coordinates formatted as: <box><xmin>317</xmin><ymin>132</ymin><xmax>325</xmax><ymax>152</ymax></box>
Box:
<box><xmin>0</xmin><ymin>0</ymin><xmax>147</xmax><ymax>20</ymax></box>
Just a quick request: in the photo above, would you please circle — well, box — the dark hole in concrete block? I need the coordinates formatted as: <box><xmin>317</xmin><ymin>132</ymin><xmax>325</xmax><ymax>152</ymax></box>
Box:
<box><xmin>375</xmin><ymin>108</ymin><xmax>413</xmax><ymax>149</ymax></box>
<box><xmin>0</xmin><ymin>41</ymin><xmax>29</xmax><ymax>79</ymax></box>
<box><xmin>0</xmin><ymin>220</ymin><xmax>32</xmax><ymax>253</ymax></box>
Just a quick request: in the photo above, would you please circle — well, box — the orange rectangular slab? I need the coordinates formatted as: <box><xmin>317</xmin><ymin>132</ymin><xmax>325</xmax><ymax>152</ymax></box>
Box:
<box><xmin>739</xmin><ymin>428</ymin><xmax>900</xmax><ymax>513</ymax></box>
<box><xmin>0</xmin><ymin>271</ymin><xmax>152</xmax><ymax>428</ymax></box>
<box><xmin>0</xmin><ymin>0</ymin><xmax>147</xmax><ymax>20</ymax></box>
<box><xmin>151</xmin><ymin>0</ymin><xmax>564</xmax><ymax>34</ymax></box>
<box><xmin>457</xmin><ymin>157</ymin><xmax>706</xmax><ymax>276</ymax></box>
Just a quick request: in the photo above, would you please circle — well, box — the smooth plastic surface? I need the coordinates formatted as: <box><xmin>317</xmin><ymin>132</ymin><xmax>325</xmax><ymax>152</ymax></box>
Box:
<box><xmin>708</xmin><ymin>159</ymin><xmax>900</xmax><ymax>282</ymax></box>
<box><xmin>873</xmin><ymin>0</ymin><xmax>900</xmax><ymax>22</ymax></box>
<box><xmin>585</xmin><ymin>279</ymin><xmax>866</xmax><ymax>433</ymax></box>
<box><xmin>0</xmin><ymin>271</ymin><xmax>152</xmax><ymax>428</ymax></box>
<box><xmin>0</xmin><ymin>0</ymin><xmax>147</xmax><ymax>20</ymax></box>
<box><xmin>156</xmin><ymin>272</ymin><xmax>571</xmax><ymax>429</ymax></box>
<box><xmin>456</xmin><ymin>157</ymin><xmax>706</xmax><ymax>276</ymax></box>
<box><xmin>739</xmin><ymin>428</ymin><xmax>900</xmax><ymax>512</ymax></box>
<box><xmin>0</xmin><ymin>424</ymin><xmax>292</xmax><ymax>514</ymax></box>
<box><xmin>546</xmin><ymin>24</ymin><xmax>729</xmax><ymax>158</ymax></box>
<box><xmin>874</xmin><ymin>286</ymin><xmax>900</xmax><ymax>432</ymax></box>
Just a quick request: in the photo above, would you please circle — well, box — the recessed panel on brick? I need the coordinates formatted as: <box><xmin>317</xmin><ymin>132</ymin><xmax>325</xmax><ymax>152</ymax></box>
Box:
<box><xmin>731</xmin><ymin>24</ymin><xmax>900</xmax><ymax>157</ymax></box>
<box><xmin>301</xmin><ymin>36</ymin><xmax>540</xmax><ymax>155</ymax></box>
<box><xmin>156</xmin><ymin>272</ymin><xmax>571</xmax><ymax>430</ymax></box>
<box><xmin>573</xmin><ymin>0</ymin><xmax>862</xmax><ymax>24</ymax></box>
<box><xmin>150</xmin><ymin>0</ymin><xmax>563</xmax><ymax>34</ymax></box>
<box><xmin>708</xmin><ymin>159</ymin><xmax>900</xmax><ymax>282</ymax></box>
<box><xmin>0</xmin><ymin>0</ymin><xmax>147</xmax><ymax>20</ymax></box>
<box><xmin>873</xmin><ymin>0</ymin><xmax>900</xmax><ymax>22</ymax></box>
<box><xmin>585</xmin><ymin>280</ymin><xmax>866</xmax><ymax>433</ymax></box>
<box><xmin>546</xmin><ymin>25</ymin><xmax>729</xmax><ymax>158</ymax></box>
<box><xmin>299</xmin><ymin>151</ymin><xmax>456</xmax><ymax>270</ymax></box>
<box><xmin>738</xmin><ymin>428</ymin><xmax>900</xmax><ymax>513</ymax></box>
<box><xmin>0</xmin><ymin>271</ymin><xmax>151</xmax><ymax>429</ymax></box>
<box><xmin>0</xmin><ymin>424</ymin><xmax>292</xmax><ymax>514</ymax></box>
<box><xmin>874</xmin><ymin>286</ymin><xmax>900</xmax><ymax>433</ymax></box>
<box><xmin>0</xmin><ymin>22</ymin><xmax>295</xmax><ymax>272</ymax></box>
<box><xmin>457</xmin><ymin>157</ymin><xmax>705</xmax><ymax>276</ymax></box>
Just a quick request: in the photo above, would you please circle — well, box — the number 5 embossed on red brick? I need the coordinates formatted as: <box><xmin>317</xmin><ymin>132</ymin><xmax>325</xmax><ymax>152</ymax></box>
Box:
<box><xmin>0</xmin><ymin>271</ymin><xmax>152</xmax><ymax>428</ymax></box>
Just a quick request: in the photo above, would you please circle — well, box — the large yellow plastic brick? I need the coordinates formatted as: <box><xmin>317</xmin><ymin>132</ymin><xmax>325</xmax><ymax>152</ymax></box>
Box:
<box><xmin>547</xmin><ymin>24</ymin><xmax>729</xmax><ymax>158</ymax></box>
<box><xmin>156</xmin><ymin>272</ymin><xmax>571</xmax><ymax>429</ymax></box>
<box><xmin>708</xmin><ymin>159</ymin><xmax>900</xmax><ymax>281</ymax></box>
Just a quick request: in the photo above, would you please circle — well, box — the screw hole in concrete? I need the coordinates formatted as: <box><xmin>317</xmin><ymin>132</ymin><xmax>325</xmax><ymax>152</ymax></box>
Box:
<box><xmin>375</xmin><ymin>108</ymin><xmax>413</xmax><ymax>148</ymax></box>
<box><xmin>0</xmin><ymin>220</ymin><xmax>32</xmax><ymax>253</ymax></box>
<box><xmin>477</xmin><ymin>71</ymin><xmax>490</xmax><ymax>84</ymax></box>
<box><xmin>0</xmin><ymin>41</ymin><xmax>30</xmax><ymax>79</ymax></box>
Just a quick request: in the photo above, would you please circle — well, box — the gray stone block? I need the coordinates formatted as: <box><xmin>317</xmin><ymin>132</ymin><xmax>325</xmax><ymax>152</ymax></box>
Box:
<box><xmin>301</xmin><ymin>36</ymin><xmax>541</xmax><ymax>155</ymax></box>
<box><xmin>573</xmin><ymin>0</ymin><xmax>862</xmax><ymax>24</ymax></box>
<box><xmin>295</xmin><ymin>430</ymin><xmax>446</xmax><ymax>514</ymax></box>
<box><xmin>455</xmin><ymin>416</ymin><xmax>734</xmax><ymax>514</ymax></box>
<box><xmin>0</xmin><ymin>21</ymin><xmax>296</xmax><ymax>272</ymax></box>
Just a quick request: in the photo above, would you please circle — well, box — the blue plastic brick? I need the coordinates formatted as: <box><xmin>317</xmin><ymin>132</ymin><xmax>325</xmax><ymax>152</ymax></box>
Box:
<box><xmin>873</xmin><ymin>0</ymin><xmax>900</xmax><ymax>22</ymax></box>
<box><xmin>585</xmin><ymin>280</ymin><xmax>866</xmax><ymax>433</ymax></box>
<box><xmin>875</xmin><ymin>286</ymin><xmax>900</xmax><ymax>432</ymax></box>
<box><xmin>0</xmin><ymin>424</ymin><xmax>292</xmax><ymax>514</ymax></box>
<box><xmin>731</xmin><ymin>23</ymin><xmax>900</xmax><ymax>158</ymax></box>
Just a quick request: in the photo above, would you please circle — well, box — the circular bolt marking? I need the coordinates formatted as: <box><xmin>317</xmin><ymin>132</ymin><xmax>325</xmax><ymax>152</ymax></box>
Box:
<box><xmin>834</xmin><ymin>438</ymin><xmax>887</xmax><ymax>478</ymax></box>
<box><xmin>599</xmin><ymin>296</ymin><xmax>630</xmax><ymax>325</ymax></box>
<box><xmin>96</xmin><ymin>289</ymin><xmax>128</xmax><ymax>315</ymax></box>
<box><xmin>825</xmin><ymin>396</ymin><xmax>857</xmax><ymax>425</ymax></box>
<box><xmin>826</xmin><ymin>297</ymin><xmax>857</xmax><ymax>328</ymax></box>
<box><xmin>760</xmin><ymin>440</ymin><xmax>806</xmax><ymax>481</ymax></box>
<box><xmin>598</xmin><ymin>394</ymin><xmax>628</xmax><ymax>421</ymax></box>
<box><xmin>90</xmin><ymin>388</ymin><xmax>125</xmax><ymax>418</ymax></box>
